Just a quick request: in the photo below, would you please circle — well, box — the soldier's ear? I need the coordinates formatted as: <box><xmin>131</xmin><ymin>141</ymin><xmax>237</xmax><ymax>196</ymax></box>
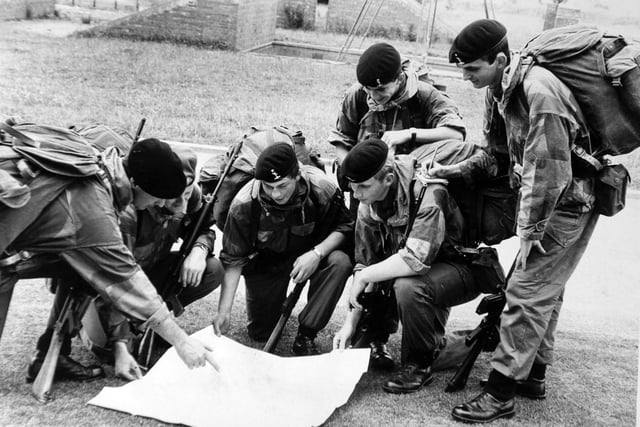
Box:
<box><xmin>383</xmin><ymin>172</ymin><xmax>395</xmax><ymax>186</ymax></box>
<box><xmin>495</xmin><ymin>52</ymin><xmax>508</xmax><ymax>69</ymax></box>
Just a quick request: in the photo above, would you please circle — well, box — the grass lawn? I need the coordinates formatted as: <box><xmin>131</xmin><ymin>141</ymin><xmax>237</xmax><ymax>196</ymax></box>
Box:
<box><xmin>0</xmin><ymin>16</ymin><xmax>638</xmax><ymax>427</ymax></box>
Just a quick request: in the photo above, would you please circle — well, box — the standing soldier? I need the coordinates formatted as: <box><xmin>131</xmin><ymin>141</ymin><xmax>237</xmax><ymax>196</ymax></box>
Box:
<box><xmin>448</xmin><ymin>20</ymin><xmax>600</xmax><ymax>423</ymax></box>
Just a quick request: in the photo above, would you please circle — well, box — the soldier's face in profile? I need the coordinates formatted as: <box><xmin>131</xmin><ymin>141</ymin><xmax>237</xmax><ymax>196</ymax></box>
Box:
<box><xmin>132</xmin><ymin>184</ymin><xmax>164</xmax><ymax>210</ymax></box>
<box><xmin>261</xmin><ymin>175</ymin><xmax>298</xmax><ymax>205</ymax></box>
<box><xmin>164</xmin><ymin>182</ymin><xmax>195</xmax><ymax>214</ymax></box>
<box><xmin>458</xmin><ymin>54</ymin><xmax>505</xmax><ymax>89</ymax></box>
<box><xmin>363</xmin><ymin>78</ymin><xmax>401</xmax><ymax>105</ymax></box>
<box><xmin>349</xmin><ymin>173</ymin><xmax>393</xmax><ymax>205</ymax></box>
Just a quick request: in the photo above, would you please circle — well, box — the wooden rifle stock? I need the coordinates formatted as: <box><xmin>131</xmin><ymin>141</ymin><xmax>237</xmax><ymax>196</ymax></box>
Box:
<box><xmin>263</xmin><ymin>281</ymin><xmax>306</xmax><ymax>354</ymax></box>
<box><xmin>32</xmin><ymin>292</ymin><xmax>91</xmax><ymax>403</ymax></box>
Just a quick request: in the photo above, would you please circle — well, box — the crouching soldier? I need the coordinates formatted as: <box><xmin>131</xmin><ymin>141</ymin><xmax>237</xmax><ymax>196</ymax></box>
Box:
<box><xmin>0</xmin><ymin>132</ymin><xmax>218</xmax><ymax>384</ymax></box>
<box><xmin>333</xmin><ymin>138</ymin><xmax>498</xmax><ymax>393</ymax></box>
<box><xmin>212</xmin><ymin>143</ymin><xmax>353</xmax><ymax>355</ymax></box>
<box><xmin>47</xmin><ymin>145</ymin><xmax>225</xmax><ymax>381</ymax></box>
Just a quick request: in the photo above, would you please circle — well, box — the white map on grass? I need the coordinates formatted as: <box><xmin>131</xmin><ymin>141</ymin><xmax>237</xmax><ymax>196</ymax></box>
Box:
<box><xmin>88</xmin><ymin>327</ymin><xmax>370</xmax><ymax>427</ymax></box>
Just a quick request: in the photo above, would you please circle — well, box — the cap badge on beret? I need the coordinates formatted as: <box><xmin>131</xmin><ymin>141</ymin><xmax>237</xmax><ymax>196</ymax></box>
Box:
<box><xmin>269</xmin><ymin>168</ymin><xmax>282</xmax><ymax>181</ymax></box>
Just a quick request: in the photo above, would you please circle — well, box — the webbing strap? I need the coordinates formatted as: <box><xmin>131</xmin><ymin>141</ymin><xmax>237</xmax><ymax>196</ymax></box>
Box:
<box><xmin>0</xmin><ymin>250</ymin><xmax>33</xmax><ymax>268</ymax></box>
<box><xmin>0</xmin><ymin>123</ymin><xmax>38</xmax><ymax>147</ymax></box>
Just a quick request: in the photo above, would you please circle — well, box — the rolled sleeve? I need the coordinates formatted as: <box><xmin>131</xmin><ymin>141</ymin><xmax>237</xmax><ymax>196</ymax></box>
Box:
<box><xmin>398</xmin><ymin>241</ymin><xmax>431</xmax><ymax>274</ymax></box>
<box><xmin>141</xmin><ymin>304</ymin><xmax>173</xmax><ymax>330</ymax></box>
<box><xmin>220</xmin><ymin>197</ymin><xmax>255</xmax><ymax>268</ymax></box>
<box><xmin>60</xmin><ymin>245</ymin><xmax>168</xmax><ymax>322</ymax></box>
<box><xmin>423</xmin><ymin>86</ymin><xmax>467</xmax><ymax>139</ymax></box>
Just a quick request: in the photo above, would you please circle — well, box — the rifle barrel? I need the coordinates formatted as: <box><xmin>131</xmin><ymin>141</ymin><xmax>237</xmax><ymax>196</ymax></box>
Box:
<box><xmin>133</xmin><ymin>118</ymin><xmax>146</xmax><ymax>143</ymax></box>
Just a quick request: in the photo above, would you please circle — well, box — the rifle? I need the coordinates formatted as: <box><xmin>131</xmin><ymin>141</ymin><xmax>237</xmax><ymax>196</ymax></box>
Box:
<box><xmin>444</xmin><ymin>256</ymin><xmax>517</xmax><ymax>392</ymax></box>
<box><xmin>32</xmin><ymin>288</ymin><xmax>91</xmax><ymax>403</ymax></box>
<box><xmin>350</xmin><ymin>285</ymin><xmax>395</xmax><ymax>348</ymax></box>
<box><xmin>137</xmin><ymin>140</ymin><xmax>244</xmax><ymax>368</ymax></box>
<box><xmin>263</xmin><ymin>281</ymin><xmax>306</xmax><ymax>353</ymax></box>
<box><xmin>444</xmin><ymin>290</ymin><xmax>506</xmax><ymax>392</ymax></box>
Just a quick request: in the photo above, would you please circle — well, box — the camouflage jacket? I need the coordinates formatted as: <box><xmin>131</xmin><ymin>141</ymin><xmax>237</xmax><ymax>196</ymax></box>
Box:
<box><xmin>355</xmin><ymin>156</ymin><xmax>465</xmax><ymax>274</ymax></box>
<box><xmin>490</xmin><ymin>59</ymin><xmax>596</xmax><ymax>240</ymax></box>
<box><xmin>220</xmin><ymin>165</ymin><xmax>353</xmax><ymax>269</ymax></box>
<box><xmin>328</xmin><ymin>63</ymin><xmax>466</xmax><ymax>152</ymax></box>
<box><xmin>0</xmin><ymin>153</ymin><xmax>170</xmax><ymax>330</ymax></box>
<box><xmin>119</xmin><ymin>185</ymin><xmax>215</xmax><ymax>271</ymax></box>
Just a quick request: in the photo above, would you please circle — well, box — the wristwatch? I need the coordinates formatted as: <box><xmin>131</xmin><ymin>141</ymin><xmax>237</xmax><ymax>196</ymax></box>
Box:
<box><xmin>312</xmin><ymin>246</ymin><xmax>324</xmax><ymax>259</ymax></box>
<box><xmin>409</xmin><ymin>127</ymin><xmax>417</xmax><ymax>144</ymax></box>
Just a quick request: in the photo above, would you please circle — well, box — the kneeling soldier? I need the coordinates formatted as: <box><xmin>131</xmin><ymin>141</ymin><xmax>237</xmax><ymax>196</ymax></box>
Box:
<box><xmin>213</xmin><ymin>143</ymin><xmax>353</xmax><ymax>355</ymax></box>
<box><xmin>333</xmin><ymin>139</ymin><xmax>495</xmax><ymax>393</ymax></box>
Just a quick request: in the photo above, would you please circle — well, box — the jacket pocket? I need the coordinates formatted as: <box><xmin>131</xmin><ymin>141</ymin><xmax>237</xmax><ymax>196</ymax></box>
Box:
<box><xmin>290</xmin><ymin>223</ymin><xmax>315</xmax><ymax>237</ymax></box>
<box><xmin>543</xmin><ymin>209</ymin><xmax>583</xmax><ymax>248</ymax></box>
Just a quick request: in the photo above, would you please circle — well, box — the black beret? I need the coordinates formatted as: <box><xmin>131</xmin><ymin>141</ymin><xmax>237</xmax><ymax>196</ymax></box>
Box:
<box><xmin>255</xmin><ymin>143</ymin><xmax>299</xmax><ymax>182</ymax></box>
<box><xmin>449</xmin><ymin>19</ymin><xmax>507</xmax><ymax>64</ymax></box>
<box><xmin>342</xmin><ymin>139</ymin><xmax>389</xmax><ymax>183</ymax></box>
<box><xmin>171</xmin><ymin>145</ymin><xmax>198</xmax><ymax>185</ymax></box>
<box><xmin>125</xmin><ymin>138</ymin><xmax>186</xmax><ymax>199</ymax></box>
<box><xmin>357</xmin><ymin>43</ymin><xmax>402</xmax><ymax>87</ymax></box>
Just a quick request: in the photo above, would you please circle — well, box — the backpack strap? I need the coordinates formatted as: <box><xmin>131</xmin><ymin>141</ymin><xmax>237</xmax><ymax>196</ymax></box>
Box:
<box><xmin>0</xmin><ymin>122</ymin><xmax>38</xmax><ymax>147</ymax></box>
<box><xmin>249</xmin><ymin>195</ymin><xmax>261</xmax><ymax>254</ymax></box>
<box><xmin>399</xmin><ymin>179</ymin><xmax>427</xmax><ymax>249</ymax></box>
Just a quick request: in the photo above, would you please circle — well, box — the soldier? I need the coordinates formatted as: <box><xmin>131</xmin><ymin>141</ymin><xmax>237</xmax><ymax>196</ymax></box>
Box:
<box><xmin>0</xmin><ymin>135</ymin><xmax>218</xmax><ymax>382</ymax></box>
<box><xmin>88</xmin><ymin>146</ymin><xmax>224</xmax><ymax>380</ymax></box>
<box><xmin>212</xmin><ymin>143</ymin><xmax>353</xmax><ymax>355</ymax></box>
<box><xmin>328</xmin><ymin>42</ymin><xmax>466</xmax><ymax>162</ymax></box>
<box><xmin>448</xmin><ymin>20</ymin><xmax>600</xmax><ymax>423</ymax></box>
<box><xmin>332</xmin><ymin>138</ymin><xmax>497</xmax><ymax>393</ymax></box>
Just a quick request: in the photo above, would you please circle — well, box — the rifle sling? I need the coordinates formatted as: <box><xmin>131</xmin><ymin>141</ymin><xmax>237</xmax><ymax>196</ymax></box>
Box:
<box><xmin>399</xmin><ymin>179</ymin><xmax>427</xmax><ymax>249</ymax></box>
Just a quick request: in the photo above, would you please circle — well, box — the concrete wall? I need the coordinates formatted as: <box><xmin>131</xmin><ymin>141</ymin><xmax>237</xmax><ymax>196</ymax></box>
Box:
<box><xmin>237</xmin><ymin>0</ymin><xmax>278</xmax><ymax>50</ymax></box>
<box><xmin>327</xmin><ymin>0</ymin><xmax>421</xmax><ymax>40</ymax></box>
<box><xmin>0</xmin><ymin>0</ymin><xmax>55</xmax><ymax>20</ymax></box>
<box><xmin>81</xmin><ymin>0</ymin><xmax>277</xmax><ymax>51</ymax></box>
<box><xmin>276</xmin><ymin>0</ymin><xmax>316</xmax><ymax>29</ymax></box>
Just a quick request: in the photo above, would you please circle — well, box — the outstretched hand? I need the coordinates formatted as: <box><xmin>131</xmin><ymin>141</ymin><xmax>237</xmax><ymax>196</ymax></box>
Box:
<box><xmin>333</xmin><ymin>323</ymin><xmax>355</xmax><ymax>351</ymax></box>
<box><xmin>175</xmin><ymin>336</ymin><xmax>220</xmax><ymax>372</ymax></box>
<box><xmin>114</xmin><ymin>343</ymin><xmax>143</xmax><ymax>381</ymax></box>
